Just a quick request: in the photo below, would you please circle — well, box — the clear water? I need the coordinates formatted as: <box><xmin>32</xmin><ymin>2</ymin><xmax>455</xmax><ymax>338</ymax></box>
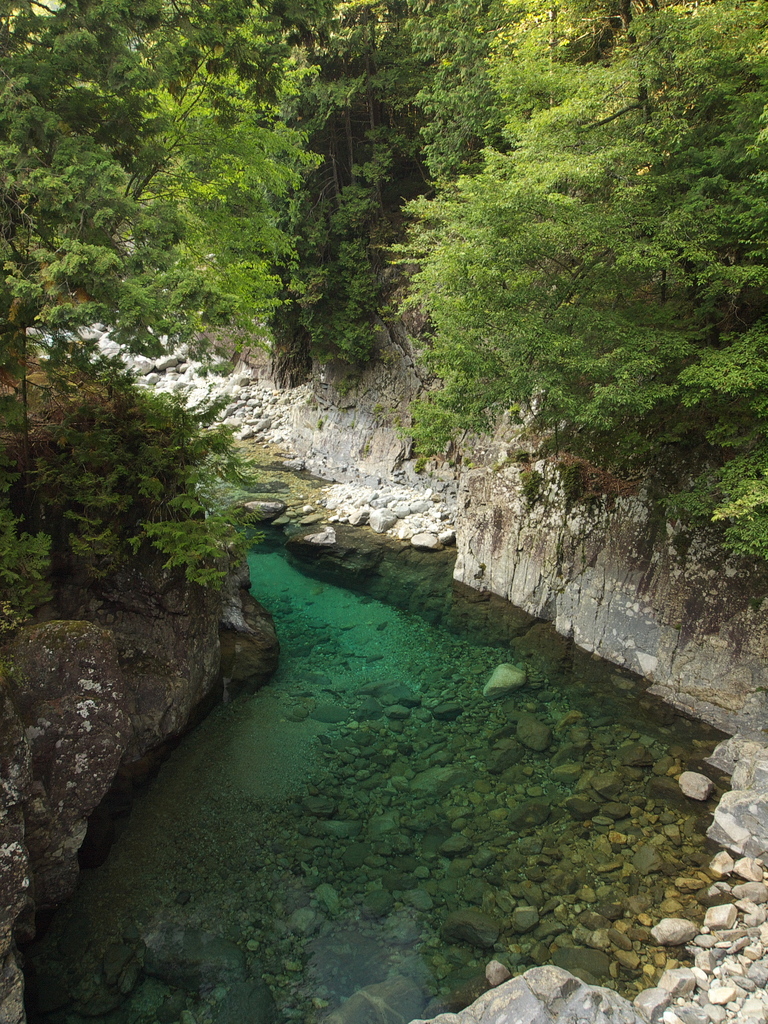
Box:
<box><xmin>26</xmin><ymin>532</ymin><xmax>726</xmax><ymax>1024</ymax></box>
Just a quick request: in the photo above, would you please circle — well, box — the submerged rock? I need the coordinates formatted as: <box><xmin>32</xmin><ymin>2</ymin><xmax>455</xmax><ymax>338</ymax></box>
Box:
<box><xmin>516</xmin><ymin>714</ymin><xmax>552</xmax><ymax>752</ymax></box>
<box><xmin>678</xmin><ymin>771</ymin><xmax>714</xmax><ymax>801</ymax></box>
<box><xmin>210</xmin><ymin>980</ymin><xmax>277</xmax><ymax>1024</ymax></box>
<box><xmin>143</xmin><ymin>925</ymin><xmax>246</xmax><ymax>989</ymax></box>
<box><xmin>649</xmin><ymin>918</ymin><xmax>699</xmax><ymax>945</ymax></box>
<box><xmin>323</xmin><ymin>976</ymin><xmax>425</xmax><ymax>1024</ymax></box>
<box><xmin>482</xmin><ymin>663</ymin><xmax>527</xmax><ymax>698</ymax></box>
<box><xmin>441</xmin><ymin>909</ymin><xmax>500</xmax><ymax>949</ymax></box>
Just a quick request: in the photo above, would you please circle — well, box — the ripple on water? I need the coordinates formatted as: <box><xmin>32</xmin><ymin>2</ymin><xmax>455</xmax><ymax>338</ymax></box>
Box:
<box><xmin>26</xmin><ymin>537</ymin><xmax>727</xmax><ymax>1024</ymax></box>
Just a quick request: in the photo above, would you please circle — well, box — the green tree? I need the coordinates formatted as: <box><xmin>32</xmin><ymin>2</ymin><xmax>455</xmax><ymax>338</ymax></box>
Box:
<box><xmin>0</xmin><ymin>0</ymin><xmax>322</xmax><ymax>632</ymax></box>
<box><xmin>270</xmin><ymin>0</ymin><xmax>428</xmax><ymax>371</ymax></box>
<box><xmin>407</xmin><ymin>0</ymin><xmax>768</xmax><ymax>556</ymax></box>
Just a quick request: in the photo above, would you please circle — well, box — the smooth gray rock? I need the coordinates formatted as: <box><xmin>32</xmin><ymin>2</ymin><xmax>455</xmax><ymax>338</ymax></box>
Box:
<box><xmin>678</xmin><ymin>771</ymin><xmax>714</xmax><ymax>801</ymax></box>
<box><xmin>441</xmin><ymin>909</ymin><xmax>500</xmax><ymax>949</ymax></box>
<box><xmin>650</xmin><ymin>918</ymin><xmax>699</xmax><ymax>945</ymax></box>
<box><xmin>658</xmin><ymin>967</ymin><xmax>696</xmax><ymax>997</ymax></box>
<box><xmin>732</xmin><ymin>881</ymin><xmax>768</xmax><ymax>902</ymax></box>
<box><xmin>634</xmin><ymin>986</ymin><xmax>671</xmax><ymax>1023</ymax></box>
<box><xmin>369</xmin><ymin>508</ymin><xmax>398</xmax><ymax>533</ymax></box>
<box><xmin>483</xmin><ymin>663</ymin><xmax>527</xmax><ymax>698</ymax></box>
<box><xmin>411</xmin><ymin>532</ymin><xmax>442</xmax><ymax>550</ymax></box>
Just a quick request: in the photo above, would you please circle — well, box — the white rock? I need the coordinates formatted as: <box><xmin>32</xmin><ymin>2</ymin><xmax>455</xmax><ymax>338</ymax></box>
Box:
<box><xmin>634</xmin><ymin>987</ymin><xmax>671</xmax><ymax>1022</ymax></box>
<box><xmin>658</xmin><ymin>967</ymin><xmax>696</xmax><ymax>997</ymax></box>
<box><xmin>438</xmin><ymin>529</ymin><xmax>456</xmax><ymax>545</ymax></box>
<box><xmin>303</xmin><ymin>528</ymin><xmax>336</xmax><ymax>546</ymax></box>
<box><xmin>708</xmin><ymin>984</ymin><xmax>738</xmax><ymax>1005</ymax></box>
<box><xmin>369</xmin><ymin>509</ymin><xmax>398</xmax><ymax>533</ymax></box>
<box><xmin>704</xmin><ymin>904</ymin><xmax>738</xmax><ymax>930</ymax></box>
<box><xmin>679</xmin><ymin>771</ymin><xmax>714</xmax><ymax>801</ymax></box>
<box><xmin>710</xmin><ymin>852</ymin><xmax>735</xmax><ymax>879</ymax></box>
<box><xmin>483</xmin><ymin>663</ymin><xmax>527</xmax><ymax>699</ymax></box>
<box><xmin>348</xmin><ymin>509</ymin><xmax>370</xmax><ymax>526</ymax></box>
<box><xmin>485</xmin><ymin>960</ymin><xmax>511</xmax><ymax>987</ymax></box>
<box><xmin>734</xmin><ymin>857</ymin><xmax>764</xmax><ymax>882</ymax></box>
<box><xmin>411</xmin><ymin>532</ymin><xmax>441</xmax><ymax>550</ymax></box>
<box><xmin>651</xmin><ymin>919</ymin><xmax>699</xmax><ymax>945</ymax></box>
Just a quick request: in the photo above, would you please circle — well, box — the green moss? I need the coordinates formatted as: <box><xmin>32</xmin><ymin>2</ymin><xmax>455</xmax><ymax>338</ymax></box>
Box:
<box><xmin>520</xmin><ymin>468</ymin><xmax>543</xmax><ymax>506</ymax></box>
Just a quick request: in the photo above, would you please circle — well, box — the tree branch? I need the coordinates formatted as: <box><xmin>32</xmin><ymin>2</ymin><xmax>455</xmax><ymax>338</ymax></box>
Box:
<box><xmin>580</xmin><ymin>102</ymin><xmax>644</xmax><ymax>131</ymax></box>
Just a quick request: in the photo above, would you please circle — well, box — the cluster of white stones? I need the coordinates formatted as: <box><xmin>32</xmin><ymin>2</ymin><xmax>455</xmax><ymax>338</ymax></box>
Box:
<box><xmin>88</xmin><ymin>330</ymin><xmax>460</xmax><ymax>548</ymax></box>
<box><xmin>319</xmin><ymin>482</ymin><xmax>456</xmax><ymax>549</ymax></box>
<box><xmin>93</xmin><ymin>331</ymin><xmax>309</xmax><ymax>445</ymax></box>
<box><xmin>640</xmin><ymin>852</ymin><xmax>768</xmax><ymax>1024</ymax></box>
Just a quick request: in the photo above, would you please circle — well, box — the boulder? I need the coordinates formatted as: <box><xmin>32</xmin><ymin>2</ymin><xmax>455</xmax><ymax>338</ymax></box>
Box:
<box><xmin>708</xmin><ymin>851</ymin><xmax>734</xmax><ymax>878</ymax></box>
<box><xmin>564</xmin><ymin>796</ymin><xmax>600</xmax><ymax>821</ymax></box>
<box><xmin>485</xmin><ymin>961</ymin><xmax>511</xmax><ymax>987</ymax></box>
<box><xmin>708</xmin><ymin>790</ymin><xmax>768</xmax><ymax>858</ymax></box>
<box><xmin>703</xmin><ymin>904</ymin><xmax>737</xmax><ymax>929</ymax></box>
<box><xmin>482</xmin><ymin>664</ymin><xmax>527</xmax><ymax>699</ymax></box>
<box><xmin>734</xmin><ymin>856</ymin><xmax>763</xmax><ymax>882</ymax></box>
<box><xmin>550</xmin><ymin>948</ymin><xmax>611</xmax><ymax>984</ymax></box>
<box><xmin>210</xmin><ymin>980</ymin><xmax>277</xmax><ymax>1024</ymax></box>
<box><xmin>0</xmin><ymin>683</ymin><xmax>33</xmax><ymax>1024</ymax></box>
<box><xmin>658</xmin><ymin>968</ymin><xmax>696</xmax><ymax>998</ymax></box>
<box><xmin>510</xmin><ymin>906</ymin><xmax>539</xmax><ymax>934</ymax></box>
<box><xmin>242</xmin><ymin>500</ymin><xmax>287</xmax><ymax>522</ymax></box>
<box><xmin>143</xmin><ymin>925</ymin><xmax>246</xmax><ymax>989</ymax></box>
<box><xmin>304</xmin><ymin>527</ymin><xmax>337</xmax><ymax>546</ymax></box>
<box><xmin>633</xmin><ymin>987</ymin><xmax>672</xmax><ymax>1023</ymax></box>
<box><xmin>7</xmin><ymin>621</ymin><xmax>130</xmax><ymax>909</ymax></box>
<box><xmin>369</xmin><ymin>509</ymin><xmax>398</xmax><ymax>534</ymax></box>
<box><xmin>410</xmin><ymin>767</ymin><xmax>472</xmax><ymax>798</ymax></box>
<box><xmin>219</xmin><ymin>564</ymin><xmax>280</xmax><ymax>690</ymax></box>
<box><xmin>411</xmin><ymin>533</ymin><xmax>442</xmax><ymax>551</ymax></box>
<box><xmin>322</xmin><ymin>976</ymin><xmax>424</xmax><ymax>1024</ymax></box>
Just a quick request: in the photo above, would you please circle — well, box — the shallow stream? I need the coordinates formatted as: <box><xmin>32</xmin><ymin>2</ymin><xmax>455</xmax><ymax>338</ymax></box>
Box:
<box><xmin>27</xmin><ymin>528</ymin><xmax>726</xmax><ymax>1024</ymax></box>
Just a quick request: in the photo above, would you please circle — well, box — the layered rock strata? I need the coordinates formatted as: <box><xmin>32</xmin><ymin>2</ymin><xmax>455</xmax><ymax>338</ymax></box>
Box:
<box><xmin>452</xmin><ymin>437</ymin><xmax>768</xmax><ymax>737</ymax></box>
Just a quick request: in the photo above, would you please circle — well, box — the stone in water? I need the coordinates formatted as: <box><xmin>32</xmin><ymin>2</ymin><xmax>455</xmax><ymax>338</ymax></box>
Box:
<box><xmin>483</xmin><ymin>663</ymin><xmax>527</xmax><ymax>698</ymax></box>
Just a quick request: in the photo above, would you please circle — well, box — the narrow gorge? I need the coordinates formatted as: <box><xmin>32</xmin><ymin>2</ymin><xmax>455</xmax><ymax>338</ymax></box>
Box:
<box><xmin>3</xmin><ymin>329</ymin><xmax>768</xmax><ymax>1024</ymax></box>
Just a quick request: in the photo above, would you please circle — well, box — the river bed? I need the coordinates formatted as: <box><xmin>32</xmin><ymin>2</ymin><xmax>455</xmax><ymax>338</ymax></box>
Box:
<box><xmin>25</xmin><ymin>522</ymin><xmax>727</xmax><ymax>1024</ymax></box>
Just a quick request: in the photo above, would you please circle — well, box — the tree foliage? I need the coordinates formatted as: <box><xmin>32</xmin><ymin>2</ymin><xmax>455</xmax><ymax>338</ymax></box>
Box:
<box><xmin>406</xmin><ymin>0</ymin><xmax>768</xmax><ymax>558</ymax></box>
<box><xmin>0</xmin><ymin>0</ymin><xmax>320</xmax><ymax>631</ymax></box>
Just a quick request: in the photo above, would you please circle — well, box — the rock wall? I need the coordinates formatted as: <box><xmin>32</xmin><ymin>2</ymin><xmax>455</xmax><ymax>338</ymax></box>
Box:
<box><xmin>244</xmin><ymin>319</ymin><xmax>456</xmax><ymax>498</ymax></box>
<box><xmin>0</xmin><ymin>558</ymin><xmax>278</xmax><ymax>1024</ymax></box>
<box><xmin>453</xmin><ymin>435</ymin><xmax>768</xmax><ymax>737</ymax></box>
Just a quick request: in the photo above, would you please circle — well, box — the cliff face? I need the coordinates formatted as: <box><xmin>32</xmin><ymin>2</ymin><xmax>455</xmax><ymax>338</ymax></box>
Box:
<box><xmin>454</xmin><ymin>436</ymin><xmax>768</xmax><ymax>736</ymax></box>
<box><xmin>0</xmin><ymin>557</ymin><xmax>278</xmax><ymax>1024</ymax></box>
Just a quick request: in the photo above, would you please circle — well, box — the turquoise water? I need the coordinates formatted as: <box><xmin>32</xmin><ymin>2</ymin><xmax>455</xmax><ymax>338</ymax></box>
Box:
<box><xmin>27</xmin><ymin>533</ymin><xmax>725</xmax><ymax>1024</ymax></box>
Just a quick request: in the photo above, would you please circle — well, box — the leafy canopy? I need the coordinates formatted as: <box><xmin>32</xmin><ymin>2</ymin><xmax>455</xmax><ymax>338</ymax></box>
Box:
<box><xmin>406</xmin><ymin>0</ymin><xmax>768</xmax><ymax>558</ymax></box>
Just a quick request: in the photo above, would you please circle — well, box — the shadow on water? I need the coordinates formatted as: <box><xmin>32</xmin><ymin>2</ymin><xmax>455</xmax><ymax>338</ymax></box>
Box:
<box><xmin>25</xmin><ymin>527</ymin><xmax>727</xmax><ymax>1024</ymax></box>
